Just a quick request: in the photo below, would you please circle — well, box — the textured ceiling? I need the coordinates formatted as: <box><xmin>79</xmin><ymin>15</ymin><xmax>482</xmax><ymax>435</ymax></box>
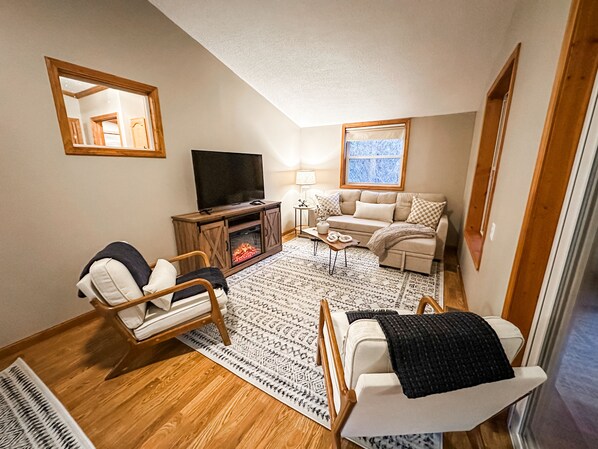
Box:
<box><xmin>150</xmin><ymin>0</ymin><xmax>518</xmax><ymax>127</ymax></box>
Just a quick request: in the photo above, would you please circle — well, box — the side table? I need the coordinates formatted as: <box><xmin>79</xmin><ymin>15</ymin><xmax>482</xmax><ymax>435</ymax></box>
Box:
<box><xmin>294</xmin><ymin>205</ymin><xmax>315</xmax><ymax>238</ymax></box>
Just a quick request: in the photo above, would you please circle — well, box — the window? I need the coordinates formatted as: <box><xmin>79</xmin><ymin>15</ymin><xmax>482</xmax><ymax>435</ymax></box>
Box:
<box><xmin>340</xmin><ymin>118</ymin><xmax>410</xmax><ymax>190</ymax></box>
<box><xmin>465</xmin><ymin>44</ymin><xmax>520</xmax><ymax>269</ymax></box>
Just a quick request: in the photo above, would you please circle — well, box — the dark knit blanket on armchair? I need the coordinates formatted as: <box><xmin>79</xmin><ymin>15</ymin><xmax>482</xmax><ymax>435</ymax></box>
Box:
<box><xmin>345</xmin><ymin>311</ymin><xmax>515</xmax><ymax>398</ymax></box>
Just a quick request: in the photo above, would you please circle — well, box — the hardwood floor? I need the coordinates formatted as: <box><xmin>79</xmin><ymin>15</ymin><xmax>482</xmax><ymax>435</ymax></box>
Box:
<box><xmin>0</xmin><ymin>240</ymin><xmax>512</xmax><ymax>449</ymax></box>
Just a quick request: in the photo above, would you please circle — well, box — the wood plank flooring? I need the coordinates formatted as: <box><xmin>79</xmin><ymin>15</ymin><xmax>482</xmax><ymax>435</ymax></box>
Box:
<box><xmin>0</xmin><ymin>241</ymin><xmax>512</xmax><ymax>449</ymax></box>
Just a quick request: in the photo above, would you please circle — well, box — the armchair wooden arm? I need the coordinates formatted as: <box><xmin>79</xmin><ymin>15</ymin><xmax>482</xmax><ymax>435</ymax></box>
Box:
<box><xmin>416</xmin><ymin>296</ymin><xmax>444</xmax><ymax>314</ymax></box>
<box><xmin>149</xmin><ymin>250</ymin><xmax>210</xmax><ymax>269</ymax></box>
<box><xmin>90</xmin><ymin>277</ymin><xmax>220</xmax><ymax>316</ymax></box>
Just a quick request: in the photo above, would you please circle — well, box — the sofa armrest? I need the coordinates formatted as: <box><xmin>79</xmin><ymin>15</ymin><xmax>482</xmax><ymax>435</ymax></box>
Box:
<box><xmin>435</xmin><ymin>215</ymin><xmax>448</xmax><ymax>260</ymax></box>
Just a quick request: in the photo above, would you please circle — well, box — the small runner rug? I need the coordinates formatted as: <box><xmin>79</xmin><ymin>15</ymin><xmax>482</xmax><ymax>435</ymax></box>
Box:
<box><xmin>0</xmin><ymin>358</ymin><xmax>94</xmax><ymax>448</ymax></box>
<box><xmin>180</xmin><ymin>238</ymin><xmax>443</xmax><ymax>449</ymax></box>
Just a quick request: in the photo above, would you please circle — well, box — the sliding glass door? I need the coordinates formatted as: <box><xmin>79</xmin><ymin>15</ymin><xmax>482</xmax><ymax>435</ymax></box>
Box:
<box><xmin>518</xmin><ymin>90</ymin><xmax>598</xmax><ymax>449</ymax></box>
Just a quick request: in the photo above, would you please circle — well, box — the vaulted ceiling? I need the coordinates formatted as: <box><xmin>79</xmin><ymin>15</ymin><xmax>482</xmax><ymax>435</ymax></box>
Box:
<box><xmin>150</xmin><ymin>0</ymin><xmax>518</xmax><ymax>127</ymax></box>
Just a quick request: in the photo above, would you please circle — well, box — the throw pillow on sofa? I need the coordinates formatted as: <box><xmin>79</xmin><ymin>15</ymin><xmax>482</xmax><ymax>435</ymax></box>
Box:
<box><xmin>143</xmin><ymin>259</ymin><xmax>178</xmax><ymax>311</ymax></box>
<box><xmin>406</xmin><ymin>197</ymin><xmax>446</xmax><ymax>229</ymax></box>
<box><xmin>353</xmin><ymin>201</ymin><xmax>395</xmax><ymax>223</ymax></box>
<box><xmin>315</xmin><ymin>192</ymin><xmax>342</xmax><ymax>216</ymax></box>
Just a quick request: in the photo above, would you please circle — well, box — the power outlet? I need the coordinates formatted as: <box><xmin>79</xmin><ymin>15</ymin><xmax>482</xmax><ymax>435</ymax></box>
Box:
<box><xmin>489</xmin><ymin>222</ymin><xmax>496</xmax><ymax>241</ymax></box>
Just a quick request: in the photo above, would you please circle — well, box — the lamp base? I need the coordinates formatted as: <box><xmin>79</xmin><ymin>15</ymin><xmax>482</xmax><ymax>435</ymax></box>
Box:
<box><xmin>297</xmin><ymin>199</ymin><xmax>309</xmax><ymax>207</ymax></box>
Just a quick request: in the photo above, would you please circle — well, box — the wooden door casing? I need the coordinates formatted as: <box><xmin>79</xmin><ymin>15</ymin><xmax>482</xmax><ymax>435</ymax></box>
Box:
<box><xmin>264</xmin><ymin>207</ymin><xmax>282</xmax><ymax>251</ymax></box>
<box><xmin>199</xmin><ymin>220</ymin><xmax>230</xmax><ymax>270</ymax></box>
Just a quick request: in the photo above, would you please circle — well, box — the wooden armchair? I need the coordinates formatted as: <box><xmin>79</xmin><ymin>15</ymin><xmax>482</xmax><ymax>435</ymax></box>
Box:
<box><xmin>317</xmin><ymin>297</ymin><xmax>547</xmax><ymax>449</ymax></box>
<box><xmin>78</xmin><ymin>248</ymin><xmax>230</xmax><ymax>379</ymax></box>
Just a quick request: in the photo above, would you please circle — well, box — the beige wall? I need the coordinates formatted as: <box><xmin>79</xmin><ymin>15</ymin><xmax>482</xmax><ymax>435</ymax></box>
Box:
<box><xmin>299</xmin><ymin>112</ymin><xmax>476</xmax><ymax>246</ymax></box>
<box><xmin>459</xmin><ymin>0</ymin><xmax>572</xmax><ymax>316</ymax></box>
<box><xmin>0</xmin><ymin>0</ymin><xmax>301</xmax><ymax>347</ymax></box>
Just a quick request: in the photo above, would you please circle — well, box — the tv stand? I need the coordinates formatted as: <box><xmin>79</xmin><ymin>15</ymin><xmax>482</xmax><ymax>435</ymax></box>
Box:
<box><xmin>172</xmin><ymin>201</ymin><xmax>282</xmax><ymax>276</ymax></box>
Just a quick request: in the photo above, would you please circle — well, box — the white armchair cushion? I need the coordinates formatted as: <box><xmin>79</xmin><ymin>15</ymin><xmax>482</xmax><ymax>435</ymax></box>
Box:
<box><xmin>143</xmin><ymin>259</ymin><xmax>177</xmax><ymax>311</ymax></box>
<box><xmin>76</xmin><ymin>273</ymin><xmax>101</xmax><ymax>300</ymax></box>
<box><xmin>134</xmin><ymin>288</ymin><xmax>228</xmax><ymax>340</ymax></box>
<box><xmin>334</xmin><ymin>311</ymin><xmax>525</xmax><ymax>389</ymax></box>
<box><xmin>89</xmin><ymin>259</ymin><xmax>147</xmax><ymax>329</ymax></box>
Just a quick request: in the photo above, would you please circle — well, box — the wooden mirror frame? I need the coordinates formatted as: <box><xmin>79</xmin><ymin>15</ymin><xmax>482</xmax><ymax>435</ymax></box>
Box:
<box><xmin>45</xmin><ymin>57</ymin><xmax>166</xmax><ymax>158</ymax></box>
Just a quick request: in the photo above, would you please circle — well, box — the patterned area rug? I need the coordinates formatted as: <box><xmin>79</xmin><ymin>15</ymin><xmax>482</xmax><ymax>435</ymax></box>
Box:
<box><xmin>180</xmin><ymin>238</ymin><xmax>443</xmax><ymax>449</ymax></box>
<box><xmin>0</xmin><ymin>358</ymin><xmax>94</xmax><ymax>448</ymax></box>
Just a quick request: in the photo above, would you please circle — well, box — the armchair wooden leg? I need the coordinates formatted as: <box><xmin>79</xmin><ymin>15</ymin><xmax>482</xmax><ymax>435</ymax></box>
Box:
<box><xmin>466</xmin><ymin>424</ymin><xmax>485</xmax><ymax>449</ymax></box>
<box><xmin>105</xmin><ymin>347</ymin><xmax>139</xmax><ymax>380</ymax></box>
<box><xmin>214</xmin><ymin>317</ymin><xmax>231</xmax><ymax>346</ymax></box>
<box><xmin>210</xmin><ymin>306</ymin><xmax>231</xmax><ymax>346</ymax></box>
<box><xmin>331</xmin><ymin>426</ymin><xmax>342</xmax><ymax>449</ymax></box>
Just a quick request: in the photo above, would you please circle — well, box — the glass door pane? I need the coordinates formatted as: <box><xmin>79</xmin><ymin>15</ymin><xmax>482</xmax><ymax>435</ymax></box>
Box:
<box><xmin>522</xmin><ymin>160</ymin><xmax>598</xmax><ymax>448</ymax></box>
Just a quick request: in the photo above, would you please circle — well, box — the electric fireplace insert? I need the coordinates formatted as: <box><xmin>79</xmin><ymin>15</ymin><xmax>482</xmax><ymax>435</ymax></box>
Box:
<box><xmin>230</xmin><ymin>224</ymin><xmax>262</xmax><ymax>266</ymax></box>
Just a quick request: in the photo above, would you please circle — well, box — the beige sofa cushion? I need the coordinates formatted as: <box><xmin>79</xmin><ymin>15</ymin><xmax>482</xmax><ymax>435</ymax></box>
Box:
<box><xmin>387</xmin><ymin>235</ymin><xmax>436</xmax><ymax>256</ymax></box>
<box><xmin>360</xmin><ymin>191</ymin><xmax>398</xmax><ymax>205</ymax></box>
<box><xmin>394</xmin><ymin>192</ymin><xmax>447</xmax><ymax>221</ymax></box>
<box><xmin>327</xmin><ymin>215</ymin><xmax>390</xmax><ymax>233</ymax></box>
<box><xmin>326</xmin><ymin>189</ymin><xmax>361</xmax><ymax>215</ymax></box>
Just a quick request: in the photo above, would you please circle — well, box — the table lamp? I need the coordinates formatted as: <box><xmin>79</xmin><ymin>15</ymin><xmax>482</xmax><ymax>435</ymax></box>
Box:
<box><xmin>296</xmin><ymin>170</ymin><xmax>316</xmax><ymax>207</ymax></box>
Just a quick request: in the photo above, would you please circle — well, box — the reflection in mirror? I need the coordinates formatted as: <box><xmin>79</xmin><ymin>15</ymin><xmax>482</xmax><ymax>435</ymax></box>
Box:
<box><xmin>60</xmin><ymin>76</ymin><xmax>153</xmax><ymax>149</ymax></box>
<box><xmin>46</xmin><ymin>57</ymin><xmax>165</xmax><ymax>158</ymax></box>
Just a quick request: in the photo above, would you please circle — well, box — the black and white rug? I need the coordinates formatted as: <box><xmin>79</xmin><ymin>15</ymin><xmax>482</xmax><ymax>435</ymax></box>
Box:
<box><xmin>180</xmin><ymin>238</ymin><xmax>443</xmax><ymax>449</ymax></box>
<box><xmin>0</xmin><ymin>358</ymin><xmax>94</xmax><ymax>448</ymax></box>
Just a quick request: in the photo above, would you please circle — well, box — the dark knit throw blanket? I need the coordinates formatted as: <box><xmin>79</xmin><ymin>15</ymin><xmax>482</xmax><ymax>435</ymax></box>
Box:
<box><xmin>173</xmin><ymin>267</ymin><xmax>229</xmax><ymax>301</ymax></box>
<box><xmin>345</xmin><ymin>311</ymin><xmax>514</xmax><ymax>398</ymax></box>
<box><xmin>78</xmin><ymin>242</ymin><xmax>151</xmax><ymax>298</ymax></box>
<box><xmin>346</xmin><ymin>310</ymin><xmax>399</xmax><ymax>323</ymax></box>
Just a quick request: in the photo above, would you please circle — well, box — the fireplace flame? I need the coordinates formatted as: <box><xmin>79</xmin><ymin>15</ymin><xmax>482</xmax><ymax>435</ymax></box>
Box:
<box><xmin>232</xmin><ymin>242</ymin><xmax>260</xmax><ymax>264</ymax></box>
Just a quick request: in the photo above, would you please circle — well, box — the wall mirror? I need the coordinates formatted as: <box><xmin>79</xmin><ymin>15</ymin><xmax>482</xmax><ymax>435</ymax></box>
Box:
<box><xmin>45</xmin><ymin>57</ymin><xmax>166</xmax><ymax>157</ymax></box>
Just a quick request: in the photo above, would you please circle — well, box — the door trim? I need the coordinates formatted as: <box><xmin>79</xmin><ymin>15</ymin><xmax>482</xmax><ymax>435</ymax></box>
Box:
<box><xmin>501</xmin><ymin>0</ymin><xmax>598</xmax><ymax>365</ymax></box>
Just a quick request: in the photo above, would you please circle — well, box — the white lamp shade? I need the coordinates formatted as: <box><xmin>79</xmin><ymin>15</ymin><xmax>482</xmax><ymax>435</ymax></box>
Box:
<box><xmin>296</xmin><ymin>170</ymin><xmax>316</xmax><ymax>185</ymax></box>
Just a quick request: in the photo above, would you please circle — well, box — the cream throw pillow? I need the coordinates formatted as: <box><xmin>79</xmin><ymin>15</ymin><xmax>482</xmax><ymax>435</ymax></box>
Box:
<box><xmin>406</xmin><ymin>197</ymin><xmax>446</xmax><ymax>229</ymax></box>
<box><xmin>353</xmin><ymin>201</ymin><xmax>396</xmax><ymax>223</ymax></box>
<box><xmin>143</xmin><ymin>259</ymin><xmax>178</xmax><ymax>311</ymax></box>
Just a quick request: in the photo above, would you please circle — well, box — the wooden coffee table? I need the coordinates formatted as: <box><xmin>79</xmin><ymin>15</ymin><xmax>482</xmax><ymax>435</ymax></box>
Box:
<box><xmin>302</xmin><ymin>227</ymin><xmax>360</xmax><ymax>275</ymax></box>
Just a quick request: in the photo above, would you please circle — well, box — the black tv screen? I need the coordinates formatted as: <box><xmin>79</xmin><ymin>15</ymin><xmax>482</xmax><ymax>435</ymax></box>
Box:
<box><xmin>191</xmin><ymin>150</ymin><xmax>265</xmax><ymax>210</ymax></box>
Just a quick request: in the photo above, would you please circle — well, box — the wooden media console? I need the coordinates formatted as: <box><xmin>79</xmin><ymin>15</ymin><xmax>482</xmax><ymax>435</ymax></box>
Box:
<box><xmin>172</xmin><ymin>201</ymin><xmax>282</xmax><ymax>276</ymax></box>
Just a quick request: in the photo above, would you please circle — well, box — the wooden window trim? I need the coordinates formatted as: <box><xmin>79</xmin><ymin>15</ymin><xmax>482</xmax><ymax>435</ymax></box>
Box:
<box><xmin>464</xmin><ymin>44</ymin><xmax>521</xmax><ymax>270</ymax></box>
<box><xmin>503</xmin><ymin>0</ymin><xmax>598</xmax><ymax>365</ymax></box>
<box><xmin>45</xmin><ymin>56</ymin><xmax>166</xmax><ymax>158</ymax></box>
<box><xmin>339</xmin><ymin>118</ymin><xmax>411</xmax><ymax>191</ymax></box>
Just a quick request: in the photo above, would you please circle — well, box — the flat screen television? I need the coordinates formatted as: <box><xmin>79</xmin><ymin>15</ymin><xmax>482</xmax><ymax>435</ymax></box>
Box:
<box><xmin>191</xmin><ymin>150</ymin><xmax>265</xmax><ymax>210</ymax></box>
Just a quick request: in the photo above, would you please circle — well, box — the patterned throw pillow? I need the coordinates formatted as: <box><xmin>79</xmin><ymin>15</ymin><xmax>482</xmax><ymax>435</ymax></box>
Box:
<box><xmin>406</xmin><ymin>197</ymin><xmax>446</xmax><ymax>229</ymax></box>
<box><xmin>315</xmin><ymin>192</ymin><xmax>343</xmax><ymax>216</ymax></box>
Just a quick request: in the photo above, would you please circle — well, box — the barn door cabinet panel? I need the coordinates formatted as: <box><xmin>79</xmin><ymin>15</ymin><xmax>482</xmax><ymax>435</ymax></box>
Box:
<box><xmin>198</xmin><ymin>220</ymin><xmax>230</xmax><ymax>271</ymax></box>
<box><xmin>264</xmin><ymin>207</ymin><xmax>282</xmax><ymax>251</ymax></box>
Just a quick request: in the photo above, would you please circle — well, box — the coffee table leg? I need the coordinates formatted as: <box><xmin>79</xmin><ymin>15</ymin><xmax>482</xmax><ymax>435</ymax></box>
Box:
<box><xmin>344</xmin><ymin>248</ymin><xmax>347</xmax><ymax>267</ymax></box>
<box><xmin>329</xmin><ymin>249</ymin><xmax>339</xmax><ymax>275</ymax></box>
<box><xmin>313</xmin><ymin>239</ymin><xmax>318</xmax><ymax>256</ymax></box>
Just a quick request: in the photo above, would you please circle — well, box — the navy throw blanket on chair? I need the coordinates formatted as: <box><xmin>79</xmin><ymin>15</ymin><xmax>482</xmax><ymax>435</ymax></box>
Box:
<box><xmin>78</xmin><ymin>242</ymin><xmax>151</xmax><ymax>298</ymax></box>
<box><xmin>345</xmin><ymin>310</ymin><xmax>514</xmax><ymax>398</ymax></box>
<box><xmin>173</xmin><ymin>267</ymin><xmax>229</xmax><ymax>301</ymax></box>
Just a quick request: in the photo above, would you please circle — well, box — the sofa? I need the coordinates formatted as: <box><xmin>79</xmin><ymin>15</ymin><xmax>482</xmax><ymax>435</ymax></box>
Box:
<box><xmin>309</xmin><ymin>189</ymin><xmax>448</xmax><ymax>274</ymax></box>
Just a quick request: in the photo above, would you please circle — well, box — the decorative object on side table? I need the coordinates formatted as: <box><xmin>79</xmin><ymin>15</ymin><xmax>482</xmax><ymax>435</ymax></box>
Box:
<box><xmin>295</xmin><ymin>169</ymin><xmax>316</xmax><ymax>207</ymax></box>
<box><xmin>315</xmin><ymin>205</ymin><xmax>330</xmax><ymax>234</ymax></box>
